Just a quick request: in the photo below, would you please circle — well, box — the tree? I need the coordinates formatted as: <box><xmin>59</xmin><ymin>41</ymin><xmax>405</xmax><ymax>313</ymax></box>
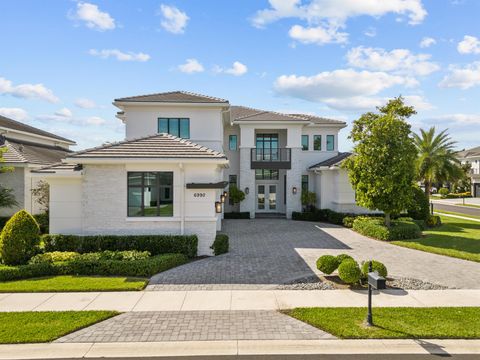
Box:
<box><xmin>31</xmin><ymin>180</ymin><xmax>50</xmax><ymax>212</ymax></box>
<box><xmin>301</xmin><ymin>191</ymin><xmax>316</xmax><ymax>211</ymax></box>
<box><xmin>0</xmin><ymin>146</ymin><xmax>17</xmax><ymax>209</ymax></box>
<box><xmin>413</xmin><ymin>127</ymin><xmax>462</xmax><ymax>196</ymax></box>
<box><xmin>228</xmin><ymin>185</ymin><xmax>245</xmax><ymax>205</ymax></box>
<box><xmin>451</xmin><ymin>162</ymin><xmax>471</xmax><ymax>194</ymax></box>
<box><xmin>343</xmin><ymin>97</ymin><xmax>417</xmax><ymax>227</ymax></box>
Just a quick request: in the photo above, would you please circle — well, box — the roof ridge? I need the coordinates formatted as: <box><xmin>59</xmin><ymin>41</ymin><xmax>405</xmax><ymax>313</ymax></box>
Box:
<box><xmin>114</xmin><ymin>90</ymin><xmax>228</xmax><ymax>103</ymax></box>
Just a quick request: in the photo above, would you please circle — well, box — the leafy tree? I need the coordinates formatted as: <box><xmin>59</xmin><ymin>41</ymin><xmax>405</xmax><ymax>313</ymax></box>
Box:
<box><xmin>228</xmin><ymin>185</ymin><xmax>245</xmax><ymax>205</ymax></box>
<box><xmin>0</xmin><ymin>146</ymin><xmax>17</xmax><ymax>209</ymax></box>
<box><xmin>343</xmin><ymin>97</ymin><xmax>417</xmax><ymax>227</ymax></box>
<box><xmin>301</xmin><ymin>191</ymin><xmax>316</xmax><ymax>211</ymax></box>
<box><xmin>451</xmin><ymin>162</ymin><xmax>472</xmax><ymax>194</ymax></box>
<box><xmin>413</xmin><ymin>127</ymin><xmax>462</xmax><ymax>196</ymax></box>
<box><xmin>31</xmin><ymin>180</ymin><xmax>50</xmax><ymax>211</ymax></box>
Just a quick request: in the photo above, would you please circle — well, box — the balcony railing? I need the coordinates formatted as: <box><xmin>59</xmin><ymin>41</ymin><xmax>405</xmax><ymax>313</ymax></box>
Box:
<box><xmin>250</xmin><ymin>148</ymin><xmax>291</xmax><ymax>169</ymax></box>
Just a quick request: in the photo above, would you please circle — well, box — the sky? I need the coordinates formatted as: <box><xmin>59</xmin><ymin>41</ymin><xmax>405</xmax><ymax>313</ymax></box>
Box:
<box><xmin>1</xmin><ymin>0</ymin><xmax>480</xmax><ymax>151</ymax></box>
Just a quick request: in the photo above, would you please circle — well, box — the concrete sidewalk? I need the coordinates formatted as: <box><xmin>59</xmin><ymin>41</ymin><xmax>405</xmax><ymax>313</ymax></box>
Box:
<box><xmin>0</xmin><ymin>289</ymin><xmax>478</xmax><ymax>312</ymax></box>
<box><xmin>1</xmin><ymin>339</ymin><xmax>480</xmax><ymax>359</ymax></box>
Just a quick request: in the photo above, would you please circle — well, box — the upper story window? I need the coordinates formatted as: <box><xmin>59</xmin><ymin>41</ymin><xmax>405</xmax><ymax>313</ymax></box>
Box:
<box><xmin>229</xmin><ymin>135</ymin><xmax>238</xmax><ymax>151</ymax></box>
<box><xmin>326</xmin><ymin>135</ymin><xmax>335</xmax><ymax>151</ymax></box>
<box><xmin>158</xmin><ymin>118</ymin><xmax>190</xmax><ymax>139</ymax></box>
<box><xmin>255</xmin><ymin>169</ymin><xmax>279</xmax><ymax>180</ymax></box>
<box><xmin>127</xmin><ymin>172</ymin><xmax>173</xmax><ymax>217</ymax></box>
<box><xmin>302</xmin><ymin>175</ymin><xmax>309</xmax><ymax>192</ymax></box>
<box><xmin>301</xmin><ymin>135</ymin><xmax>309</xmax><ymax>151</ymax></box>
<box><xmin>314</xmin><ymin>135</ymin><xmax>322</xmax><ymax>151</ymax></box>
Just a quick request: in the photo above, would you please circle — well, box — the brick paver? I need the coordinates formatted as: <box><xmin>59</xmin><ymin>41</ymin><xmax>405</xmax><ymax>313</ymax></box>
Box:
<box><xmin>56</xmin><ymin>311</ymin><xmax>334</xmax><ymax>342</ymax></box>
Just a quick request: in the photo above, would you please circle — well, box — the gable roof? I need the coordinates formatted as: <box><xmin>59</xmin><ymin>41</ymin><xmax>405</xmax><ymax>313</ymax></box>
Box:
<box><xmin>288</xmin><ymin>113</ymin><xmax>346</xmax><ymax>125</ymax></box>
<box><xmin>67</xmin><ymin>133</ymin><xmax>226</xmax><ymax>160</ymax></box>
<box><xmin>0</xmin><ymin>115</ymin><xmax>75</xmax><ymax>144</ymax></box>
<box><xmin>0</xmin><ymin>137</ymin><xmax>72</xmax><ymax>165</ymax></box>
<box><xmin>114</xmin><ymin>91</ymin><xmax>229</xmax><ymax>104</ymax></box>
<box><xmin>309</xmin><ymin>152</ymin><xmax>352</xmax><ymax>169</ymax></box>
<box><xmin>457</xmin><ymin>146</ymin><xmax>480</xmax><ymax>158</ymax></box>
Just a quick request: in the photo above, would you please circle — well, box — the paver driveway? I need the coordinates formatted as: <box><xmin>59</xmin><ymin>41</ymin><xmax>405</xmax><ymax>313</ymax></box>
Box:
<box><xmin>148</xmin><ymin>219</ymin><xmax>480</xmax><ymax>290</ymax></box>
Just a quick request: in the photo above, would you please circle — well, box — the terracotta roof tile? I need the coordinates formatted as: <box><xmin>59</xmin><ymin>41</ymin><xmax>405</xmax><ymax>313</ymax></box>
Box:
<box><xmin>0</xmin><ymin>115</ymin><xmax>75</xmax><ymax>143</ymax></box>
<box><xmin>1</xmin><ymin>137</ymin><xmax>72</xmax><ymax>165</ymax></box>
<box><xmin>115</xmin><ymin>91</ymin><xmax>229</xmax><ymax>104</ymax></box>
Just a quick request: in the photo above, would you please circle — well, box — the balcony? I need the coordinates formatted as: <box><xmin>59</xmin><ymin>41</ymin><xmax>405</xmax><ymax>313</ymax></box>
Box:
<box><xmin>250</xmin><ymin>148</ymin><xmax>291</xmax><ymax>169</ymax></box>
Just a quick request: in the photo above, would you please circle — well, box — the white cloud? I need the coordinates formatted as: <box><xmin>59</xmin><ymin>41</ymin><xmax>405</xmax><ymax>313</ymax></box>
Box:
<box><xmin>424</xmin><ymin>114</ymin><xmax>480</xmax><ymax>126</ymax></box>
<box><xmin>85</xmin><ymin>116</ymin><xmax>106</xmax><ymax>125</ymax></box>
<box><xmin>0</xmin><ymin>107</ymin><xmax>29</xmax><ymax>121</ymax></box>
<box><xmin>74</xmin><ymin>98</ymin><xmax>97</xmax><ymax>109</ymax></box>
<box><xmin>36</xmin><ymin>111</ymin><xmax>106</xmax><ymax>126</ymax></box>
<box><xmin>0</xmin><ymin>77</ymin><xmax>59</xmax><ymax>103</ymax></box>
<box><xmin>159</xmin><ymin>4</ymin><xmax>189</xmax><ymax>34</ymax></box>
<box><xmin>72</xmin><ymin>2</ymin><xmax>115</xmax><ymax>31</ymax></box>
<box><xmin>420</xmin><ymin>36</ymin><xmax>436</xmax><ymax>48</ymax></box>
<box><xmin>346</xmin><ymin>46</ymin><xmax>440</xmax><ymax>76</ymax></box>
<box><xmin>54</xmin><ymin>108</ymin><xmax>72</xmax><ymax>118</ymax></box>
<box><xmin>364</xmin><ymin>27</ymin><xmax>377</xmax><ymax>37</ymax></box>
<box><xmin>288</xmin><ymin>24</ymin><xmax>348</xmax><ymax>45</ymax></box>
<box><xmin>320</xmin><ymin>94</ymin><xmax>433</xmax><ymax>112</ymax></box>
<box><xmin>457</xmin><ymin>35</ymin><xmax>480</xmax><ymax>54</ymax></box>
<box><xmin>88</xmin><ymin>49</ymin><xmax>150</xmax><ymax>62</ymax></box>
<box><xmin>178</xmin><ymin>58</ymin><xmax>204</xmax><ymax>74</ymax></box>
<box><xmin>214</xmin><ymin>61</ymin><xmax>248</xmax><ymax>76</ymax></box>
<box><xmin>439</xmin><ymin>62</ymin><xmax>480</xmax><ymax>89</ymax></box>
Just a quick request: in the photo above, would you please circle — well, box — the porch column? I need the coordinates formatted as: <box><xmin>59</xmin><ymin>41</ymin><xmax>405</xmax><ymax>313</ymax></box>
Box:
<box><xmin>286</xmin><ymin>125</ymin><xmax>302</xmax><ymax>219</ymax></box>
<box><xmin>239</xmin><ymin>125</ymin><xmax>255</xmax><ymax>218</ymax></box>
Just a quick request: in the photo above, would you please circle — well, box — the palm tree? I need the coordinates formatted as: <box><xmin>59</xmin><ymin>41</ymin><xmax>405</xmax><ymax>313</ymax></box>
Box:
<box><xmin>413</xmin><ymin>127</ymin><xmax>462</xmax><ymax>196</ymax></box>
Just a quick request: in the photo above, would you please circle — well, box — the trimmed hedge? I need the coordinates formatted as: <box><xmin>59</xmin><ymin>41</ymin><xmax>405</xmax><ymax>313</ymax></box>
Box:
<box><xmin>293</xmin><ymin>209</ymin><xmax>381</xmax><ymax>226</ymax></box>
<box><xmin>336</xmin><ymin>254</ymin><xmax>354</xmax><ymax>263</ymax></box>
<box><xmin>338</xmin><ymin>260</ymin><xmax>361</xmax><ymax>284</ymax></box>
<box><xmin>224</xmin><ymin>212</ymin><xmax>250</xmax><ymax>219</ymax></box>
<box><xmin>211</xmin><ymin>234</ymin><xmax>229</xmax><ymax>256</ymax></box>
<box><xmin>426</xmin><ymin>215</ymin><xmax>442</xmax><ymax>227</ymax></box>
<box><xmin>352</xmin><ymin>217</ymin><xmax>421</xmax><ymax>241</ymax></box>
<box><xmin>0</xmin><ymin>253</ymin><xmax>188</xmax><ymax>281</ymax></box>
<box><xmin>42</xmin><ymin>234</ymin><xmax>198</xmax><ymax>258</ymax></box>
<box><xmin>29</xmin><ymin>250</ymin><xmax>151</xmax><ymax>265</ymax></box>
<box><xmin>361</xmin><ymin>260</ymin><xmax>388</xmax><ymax>278</ymax></box>
<box><xmin>316</xmin><ymin>255</ymin><xmax>339</xmax><ymax>275</ymax></box>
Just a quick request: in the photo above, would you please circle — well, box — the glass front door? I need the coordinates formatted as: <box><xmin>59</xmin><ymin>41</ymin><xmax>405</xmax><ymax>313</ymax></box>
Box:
<box><xmin>257</xmin><ymin>184</ymin><xmax>277</xmax><ymax>212</ymax></box>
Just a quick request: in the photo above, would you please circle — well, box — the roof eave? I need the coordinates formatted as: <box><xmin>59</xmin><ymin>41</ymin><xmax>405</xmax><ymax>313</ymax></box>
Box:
<box><xmin>0</xmin><ymin>126</ymin><xmax>76</xmax><ymax>146</ymax></box>
<box><xmin>113</xmin><ymin>101</ymin><xmax>230</xmax><ymax>108</ymax></box>
<box><xmin>64</xmin><ymin>157</ymin><xmax>229</xmax><ymax>165</ymax></box>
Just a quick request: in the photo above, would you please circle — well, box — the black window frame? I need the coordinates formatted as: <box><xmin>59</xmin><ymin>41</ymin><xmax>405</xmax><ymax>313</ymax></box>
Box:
<box><xmin>228</xmin><ymin>174</ymin><xmax>237</xmax><ymax>205</ymax></box>
<box><xmin>255</xmin><ymin>169</ymin><xmax>279</xmax><ymax>180</ymax></box>
<box><xmin>229</xmin><ymin>135</ymin><xmax>238</xmax><ymax>151</ymax></box>
<box><xmin>158</xmin><ymin>118</ymin><xmax>190</xmax><ymax>139</ymax></box>
<box><xmin>326</xmin><ymin>135</ymin><xmax>335</xmax><ymax>151</ymax></box>
<box><xmin>301</xmin><ymin>135</ymin><xmax>309</xmax><ymax>151</ymax></box>
<box><xmin>314</xmin><ymin>135</ymin><xmax>322</xmax><ymax>151</ymax></box>
<box><xmin>302</xmin><ymin>175</ymin><xmax>309</xmax><ymax>192</ymax></box>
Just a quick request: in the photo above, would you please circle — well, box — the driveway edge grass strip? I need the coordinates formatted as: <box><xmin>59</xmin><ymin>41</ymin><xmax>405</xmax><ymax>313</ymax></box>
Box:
<box><xmin>285</xmin><ymin>307</ymin><xmax>480</xmax><ymax>339</ymax></box>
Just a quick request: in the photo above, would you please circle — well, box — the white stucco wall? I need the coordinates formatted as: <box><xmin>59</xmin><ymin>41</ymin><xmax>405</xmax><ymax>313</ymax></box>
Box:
<box><xmin>0</xmin><ymin>167</ymin><xmax>24</xmax><ymax>217</ymax></box>
<box><xmin>48</xmin><ymin>177</ymin><xmax>83</xmax><ymax>234</ymax></box>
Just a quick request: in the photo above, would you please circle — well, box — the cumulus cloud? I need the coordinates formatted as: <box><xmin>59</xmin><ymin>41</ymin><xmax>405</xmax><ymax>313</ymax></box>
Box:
<box><xmin>88</xmin><ymin>49</ymin><xmax>150</xmax><ymax>62</ymax></box>
<box><xmin>320</xmin><ymin>95</ymin><xmax>432</xmax><ymax>112</ymax></box>
<box><xmin>178</xmin><ymin>59</ymin><xmax>204</xmax><ymax>74</ymax></box>
<box><xmin>420</xmin><ymin>36</ymin><xmax>436</xmax><ymax>48</ymax></box>
<box><xmin>71</xmin><ymin>2</ymin><xmax>115</xmax><ymax>31</ymax></box>
<box><xmin>346</xmin><ymin>46</ymin><xmax>440</xmax><ymax>76</ymax></box>
<box><xmin>214</xmin><ymin>61</ymin><xmax>248</xmax><ymax>76</ymax></box>
<box><xmin>54</xmin><ymin>108</ymin><xmax>73</xmax><ymax>118</ymax></box>
<box><xmin>74</xmin><ymin>98</ymin><xmax>97</xmax><ymax>109</ymax></box>
<box><xmin>36</xmin><ymin>109</ymin><xmax>106</xmax><ymax>126</ymax></box>
<box><xmin>457</xmin><ymin>35</ymin><xmax>480</xmax><ymax>54</ymax></box>
<box><xmin>0</xmin><ymin>107</ymin><xmax>29</xmax><ymax>121</ymax></box>
<box><xmin>288</xmin><ymin>24</ymin><xmax>348</xmax><ymax>45</ymax></box>
<box><xmin>439</xmin><ymin>62</ymin><xmax>480</xmax><ymax>89</ymax></box>
<box><xmin>159</xmin><ymin>4</ymin><xmax>189</xmax><ymax>34</ymax></box>
<box><xmin>0</xmin><ymin>77</ymin><xmax>59</xmax><ymax>103</ymax></box>
<box><xmin>428</xmin><ymin>113</ymin><xmax>480</xmax><ymax>125</ymax></box>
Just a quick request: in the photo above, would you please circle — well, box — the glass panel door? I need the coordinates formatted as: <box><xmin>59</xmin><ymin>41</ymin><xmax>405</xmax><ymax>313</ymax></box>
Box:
<box><xmin>257</xmin><ymin>185</ymin><xmax>265</xmax><ymax>210</ymax></box>
<box><xmin>269</xmin><ymin>185</ymin><xmax>277</xmax><ymax>210</ymax></box>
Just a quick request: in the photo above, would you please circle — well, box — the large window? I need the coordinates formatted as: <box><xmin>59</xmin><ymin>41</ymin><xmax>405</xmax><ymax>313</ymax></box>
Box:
<box><xmin>302</xmin><ymin>175</ymin><xmax>309</xmax><ymax>192</ymax></box>
<box><xmin>314</xmin><ymin>135</ymin><xmax>322</xmax><ymax>151</ymax></box>
<box><xmin>158</xmin><ymin>118</ymin><xmax>190</xmax><ymax>138</ymax></box>
<box><xmin>255</xmin><ymin>169</ymin><xmax>279</xmax><ymax>180</ymax></box>
<box><xmin>326</xmin><ymin>135</ymin><xmax>335</xmax><ymax>151</ymax></box>
<box><xmin>128</xmin><ymin>172</ymin><xmax>173</xmax><ymax>217</ymax></box>
<box><xmin>229</xmin><ymin>135</ymin><xmax>237</xmax><ymax>151</ymax></box>
<box><xmin>302</xmin><ymin>135</ymin><xmax>309</xmax><ymax>151</ymax></box>
<box><xmin>255</xmin><ymin>134</ymin><xmax>278</xmax><ymax>160</ymax></box>
<box><xmin>228</xmin><ymin>174</ymin><xmax>237</xmax><ymax>205</ymax></box>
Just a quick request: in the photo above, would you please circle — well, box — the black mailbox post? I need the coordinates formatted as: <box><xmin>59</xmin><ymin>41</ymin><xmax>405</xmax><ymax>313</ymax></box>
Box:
<box><xmin>366</xmin><ymin>261</ymin><xmax>386</xmax><ymax>326</ymax></box>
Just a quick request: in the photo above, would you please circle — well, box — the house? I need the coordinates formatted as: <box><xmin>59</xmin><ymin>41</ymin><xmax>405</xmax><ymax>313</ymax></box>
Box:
<box><xmin>457</xmin><ymin>146</ymin><xmax>480</xmax><ymax>197</ymax></box>
<box><xmin>0</xmin><ymin>115</ymin><xmax>75</xmax><ymax>217</ymax></box>
<box><xmin>34</xmin><ymin>91</ymin><xmax>365</xmax><ymax>255</ymax></box>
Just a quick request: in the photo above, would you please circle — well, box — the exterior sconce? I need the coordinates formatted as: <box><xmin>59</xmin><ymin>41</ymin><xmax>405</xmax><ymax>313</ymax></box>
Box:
<box><xmin>292</xmin><ymin>187</ymin><xmax>297</xmax><ymax>195</ymax></box>
<box><xmin>215</xmin><ymin>201</ymin><xmax>222</xmax><ymax>213</ymax></box>
<box><xmin>220</xmin><ymin>194</ymin><xmax>226</xmax><ymax>203</ymax></box>
<box><xmin>223</xmin><ymin>191</ymin><xmax>228</xmax><ymax>198</ymax></box>
<box><xmin>245</xmin><ymin>187</ymin><xmax>249</xmax><ymax>195</ymax></box>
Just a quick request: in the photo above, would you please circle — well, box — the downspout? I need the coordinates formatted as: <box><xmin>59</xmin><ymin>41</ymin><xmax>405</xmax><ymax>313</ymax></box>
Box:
<box><xmin>179</xmin><ymin>163</ymin><xmax>185</xmax><ymax>235</ymax></box>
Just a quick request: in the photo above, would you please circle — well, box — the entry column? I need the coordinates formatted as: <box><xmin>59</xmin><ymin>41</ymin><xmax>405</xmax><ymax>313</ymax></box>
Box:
<box><xmin>239</xmin><ymin>125</ymin><xmax>255</xmax><ymax>218</ymax></box>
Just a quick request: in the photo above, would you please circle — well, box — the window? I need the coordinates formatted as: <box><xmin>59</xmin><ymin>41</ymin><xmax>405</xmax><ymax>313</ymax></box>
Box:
<box><xmin>255</xmin><ymin>134</ymin><xmax>278</xmax><ymax>160</ymax></box>
<box><xmin>228</xmin><ymin>175</ymin><xmax>237</xmax><ymax>205</ymax></box>
<box><xmin>314</xmin><ymin>135</ymin><xmax>322</xmax><ymax>151</ymax></box>
<box><xmin>301</xmin><ymin>135</ymin><xmax>309</xmax><ymax>151</ymax></box>
<box><xmin>327</xmin><ymin>135</ymin><xmax>335</xmax><ymax>151</ymax></box>
<box><xmin>302</xmin><ymin>175</ymin><xmax>309</xmax><ymax>192</ymax></box>
<box><xmin>255</xmin><ymin>169</ymin><xmax>279</xmax><ymax>180</ymax></box>
<box><xmin>127</xmin><ymin>172</ymin><xmax>173</xmax><ymax>217</ymax></box>
<box><xmin>229</xmin><ymin>135</ymin><xmax>237</xmax><ymax>151</ymax></box>
<box><xmin>158</xmin><ymin>118</ymin><xmax>190</xmax><ymax>139</ymax></box>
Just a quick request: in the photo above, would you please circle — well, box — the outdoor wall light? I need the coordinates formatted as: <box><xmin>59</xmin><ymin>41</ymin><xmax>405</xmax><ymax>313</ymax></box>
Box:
<box><xmin>220</xmin><ymin>194</ymin><xmax>226</xmax><ymax>203</ymax></box>
<box><xmin>292</xmin><ymin>186</ymin><xmax>297</xmax><ymax>195</ymax></box>
<box><xmin>223</xmin><ymin>191</ymin><xmax>228</xmax><ymax>198</ymax></box>
<box><xmin>215</xmin><ymin>201</ymin><xmax>222</xmax><ymax>213</ymax></box>
<box><xmin>245</xmin><ymin>187</ymin><xmax>249</xmax><ymax>195</ymax></box>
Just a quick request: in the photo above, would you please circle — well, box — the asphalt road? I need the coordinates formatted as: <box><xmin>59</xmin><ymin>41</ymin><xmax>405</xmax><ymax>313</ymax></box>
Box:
<box><xmin>433</xmin><ymin>202</ymin><xmax>480</xmax><ymax>217</ymax></box>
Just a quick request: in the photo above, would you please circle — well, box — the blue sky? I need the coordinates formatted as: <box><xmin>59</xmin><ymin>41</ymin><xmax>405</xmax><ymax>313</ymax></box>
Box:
<box><xmin>1</xmin><ymin>0</ymin><xmax>479</xmax><ymax>151</ymax></box>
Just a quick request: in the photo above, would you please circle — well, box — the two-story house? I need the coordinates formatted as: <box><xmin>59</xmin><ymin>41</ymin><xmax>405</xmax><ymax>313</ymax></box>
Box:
<box><xmin>457</xmin><ymin>146</ymin><xmax>480</xmax><ymax>197</ymax></box>
<box><xmin>35</xmin><ymin>91</ymin><xmax>364</xmax><ymax>255</ymax></box>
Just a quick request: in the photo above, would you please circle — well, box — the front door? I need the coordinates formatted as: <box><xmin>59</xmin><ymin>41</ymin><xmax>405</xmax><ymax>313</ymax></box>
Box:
<box><xmin>257</xmin><ymin>184</ymin><xmax>277</xmax><ymax>212</ymax></box>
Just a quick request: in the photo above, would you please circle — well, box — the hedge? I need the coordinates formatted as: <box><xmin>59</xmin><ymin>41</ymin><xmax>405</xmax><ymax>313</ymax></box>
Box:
<box><xmin>42</xmin><ymin>234</ymin><xmax>198</xmax><ymax>258</ymax></box>
<box><xmin>224</xmin><ymin>212</ymin><xmax>250</xmax><ymax>219</ymax></box>
<box><xmin>293</xmin><ymin>209</ymin><xmax>381</xmax><ymax>226</ymax></box>
<box><xmin>211</xmin><ymin>234</ymin><xmax>229</xmax><ymax>256</ymax></box>
<box><xmin>352</xmin><ymin>217</ymin><xmax>421</xmax><ymax>241</ymax></box>
<box><xmin>0</xmin><ymin>253</ymin><xmax>188</xmax><ymax>281</ymax></box>
<box><xmin>0</xmin><ymin>213</ymin><xmax>48</xmax><ymax>234</ymax></box>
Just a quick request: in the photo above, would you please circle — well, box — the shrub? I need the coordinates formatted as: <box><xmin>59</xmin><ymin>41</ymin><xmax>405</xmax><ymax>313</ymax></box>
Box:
<box><xmin>316</xmin><ymin>255</ymin><xmax>340</xmax><ymax>275</ymax></box>
<box><xmin>426</xmin><ymin>215</ymin><xmax>442</xmax><ymax>228</ymax></box>
<box><xmin>439</xmin><ymin>188</ymin><xmax>449</xmax><ymax>198</ymax></box>
<box><xmin>42</xmin><ymin>234</ymin><xmax>198</xmax><ymax>258</ymax></box>
<box><xmin>29</xmin><ymin>251</ymin><xmax>79</xmax><ymax>264</ymax></box>
<box><xmin>338</xmin><ymin>259</ymin><xmax>361</xmax><ymax>284</ymax></box>
<box><xmin>211</xmin><ymin>234</ymin><xmax>229</xmax><ymax>255</ymax></box>
<box><xmin>224</xmin><ymin>212</ymin><xmax>250</xmax><ymax>219</ymax></box>
<box><xmin>352</xmin><ymin>217</ymin><xmax>421</xmax><ymax>241</ymax></box>
<box><xmin>342</xmin><ymin>216</ymin><xmax>356</xmax><ymax>228</ymax></box>
<box><xmin>0</xmin><ymin>210</ymin><xmax>40</xmax><ymax>265</ymax></box>
<box><xmin>407</xmin><ymin>186</ymin><xmax>430</xmax><ymax>221</ymax></box>
<box><xmin>336</xmin><ymin>254</ymin><xmax>354</xmax><ymax>263</ymax></box>
<box><xmin>361</xmin><ymin>260</ymin><xmax>388</xmax><ymax>278</ymax></box>
<box><xmin>444</xmin><ymin>192</ymin><xmax>471</xmax><ymax>199</ymax></box>
<box><xmin>33</xmin><ymin>213</ymin><xmax>49</xmax><ymax>234</ymax></box>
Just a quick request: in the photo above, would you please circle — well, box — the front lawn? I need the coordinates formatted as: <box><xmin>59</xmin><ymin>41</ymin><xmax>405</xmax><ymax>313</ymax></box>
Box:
<box><xmin>0</xmin><ymin>275</ymin><xmax>147</xmax><ymax>292</ymax></box>
<box><xmin>286</xmin><ymin>307</ymin><xmax>480</xmax><ymax>339</ymax></box>
<box><xmin>0</xmin><ymin>311</ymin><xmax>117</xmax><ymax>343</ymax></box>
<box><xmin>392</xmin><ymin>216</ymin><xmax>480</xmax><ymax>262</ymax></box>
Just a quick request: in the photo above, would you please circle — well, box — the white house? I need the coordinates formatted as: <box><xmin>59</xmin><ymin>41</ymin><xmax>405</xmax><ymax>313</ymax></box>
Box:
<box><xmin>457</xmin><ymin>146</ymin><xmax>480</xmax><ymax>197</ymax></box>
<box><xmin>0</xmin><ymin>115</ymin><xmax>75</xmax><ymax>217</ymax></box>
<box><xmin>35</xmin><ymin>91</ymin><xmax>365</xmax><ymax>255</ymax></box>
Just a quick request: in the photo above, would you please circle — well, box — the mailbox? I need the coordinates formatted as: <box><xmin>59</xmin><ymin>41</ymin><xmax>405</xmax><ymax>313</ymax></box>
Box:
<box><xmin>367</xmin><ymin>272</ymin><xmax>386</xmax><ymax>290</ymax></box>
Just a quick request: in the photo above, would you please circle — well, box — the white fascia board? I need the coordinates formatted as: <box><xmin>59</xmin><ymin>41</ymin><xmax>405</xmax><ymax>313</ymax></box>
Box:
<box><xmin>113</xmin><ymin>101</ymin><xmax>229</xmax><ymax>109</ymax></box>
<box><xmin>64</xmin><ymin>157</ymin><xmax>229</xmax><ymax>165</ymax></box>
<box><xmin>30</xmin><ymin>171</ymin><xmax>83</xmax><ymax>179</ymax></box>
<box><xmin>233</xmin><ymin>120</ymin><xmax>310</xmax><ymax>125</ymax></box>
<box><xmin>305</xmin><ymin>123</ymin><xmax>347</xmax><ymax>129</ymax></box>
<box><xmin>0</xmin><ymin>127</ymin><xmax>76</xmax><ymax>146</ymax></box>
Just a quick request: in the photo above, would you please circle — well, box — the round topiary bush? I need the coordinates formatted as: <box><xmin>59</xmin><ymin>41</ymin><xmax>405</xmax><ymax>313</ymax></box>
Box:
<box><xmin>316</xmin><ymin>255</ymin><xmax>340</xmax><ymax>275</ymax></box>
<box><xmin>336</xmin><ymin>253</ymin><xmax>354</xmax><ymax>263</ymax></box>
<box><xmin>0</xmin><ymin>210</ymin><xmax>40</xmax><ymax>265</ymax></box>
<box><xmin>338</xmin><ymin>259</ymin><xmax>361</xmax><ymax>284</ymax></box>
<box><xmin>361</xmin><ymin>260</ymin><xmax>388</xmax><ymax>278</ymax></box>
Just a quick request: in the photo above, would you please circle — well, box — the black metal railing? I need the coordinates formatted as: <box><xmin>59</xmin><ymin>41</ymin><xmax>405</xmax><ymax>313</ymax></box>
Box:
<box><xmin>250</xmin><ymin>148</ymin><xmax>291</xmax><ymax>169</ymax></box>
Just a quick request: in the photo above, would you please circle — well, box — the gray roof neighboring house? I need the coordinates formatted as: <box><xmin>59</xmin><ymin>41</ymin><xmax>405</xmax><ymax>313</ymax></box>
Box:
<box><xmin>457</xmin><ymin>146</ymin><xmax>480</xmax><ymax>158</ymax></box>
<box><xmin>309</xmin><ymin>152</ymin><xmax>352</xmax><ymax>169</ymax></box>
<box><xmin>31</xmin><ymin>163</ymin><xmax>82</xmax><ymax>174</ymax></box>
<box><xmin>0</xmin><ymin>137</ymin><xmax>72</xmax><ymax>165</ymax></box>
<box><xmin>114</xmin><ymin>91</ymin><xmax>229</xmax><ymax>104</ymax></box>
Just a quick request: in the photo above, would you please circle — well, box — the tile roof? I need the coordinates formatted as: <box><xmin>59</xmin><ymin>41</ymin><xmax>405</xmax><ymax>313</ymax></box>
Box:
<box><xmin>67</xmin><ymin>133</ymin><xmax>227</xmax><ymax>160</ymax></box>
<box><xmin>0</xmin><ymin>137</ymin><xmax>72</xmax><ymax>165</ymax></box>
<box><xmin>457</xmin><ymin>146</ymin><xmax>480</xmax><ymax>158</ymax></box>
<box><xmin>31</xmin><ymin>163</ymin><xmax>82</xmax><ymax>174</ymax></box>
<box><xmin>0</xmin><ymin>115</ymin><xmax>75</xmax><ymax>143</ymax></box>
<box><xmin>309</xmin><ymin>152</ymin><xmax>352</xmax><ymax>169</ymax></box>
<box><xmin>114</xmin><ymin>91</ymin><xmax>229</xmax><ymax>104</ymax></box>
<box><xmin>288</xmin><ymin>113</ymin><xmax>346</xmax><ymax>125</ymax></box>
<box><xmin>230</xmin><ymin>106</ymin><xmax>345</xmax><ymax>124</ymax></box>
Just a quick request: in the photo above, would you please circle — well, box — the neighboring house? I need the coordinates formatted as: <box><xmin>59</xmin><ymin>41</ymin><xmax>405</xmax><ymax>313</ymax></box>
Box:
<box><xmin>0</xmin><ymin>115</ymin><xmax>75</xmax><ymax>216</ymax></box>
<box><xmin>457</xmin><ymin>146</ymin><xmax>480</xmax><ymax>197</ymax></box>
<box><xmin>34</xmin><ymin>91</ymin><xmax>365</xmax><ymax>255</ymax></box>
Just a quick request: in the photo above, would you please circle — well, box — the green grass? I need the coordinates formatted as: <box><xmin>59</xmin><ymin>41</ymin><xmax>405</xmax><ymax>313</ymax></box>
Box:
<box><xmin>434</xmin><ymin>209</ymin><xmax>480</xmax><ymax>220</ymax></box>
<box><xmin>0</xmin><ymin>275</ymin><xmax>147</xmax><ymax>292</ymax></box>
<box><xmin>392</xmin><ymin>216</ymin><xmax>480</xmax><ymax>262</ymax></box>
<box><xmin>0</xmin><ymin>311</ymin><xmax>117</xmax><ymax>343</ymax></box>
<box><xmin>286</xmin><ymin>307</ymin><xmax>480</xmax><ymax>339</ymax></box>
